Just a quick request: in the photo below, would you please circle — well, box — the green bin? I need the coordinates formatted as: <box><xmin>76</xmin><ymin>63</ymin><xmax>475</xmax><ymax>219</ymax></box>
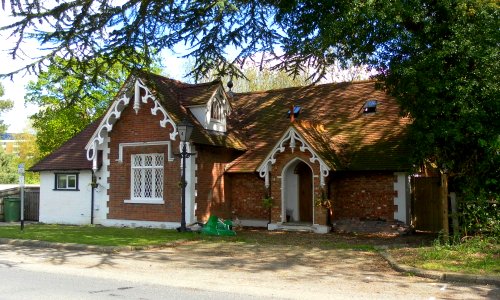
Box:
<box><xmin>4</xmin><ymin>197</ymin><xmax>21</xmax><ymax>222</ymax></box>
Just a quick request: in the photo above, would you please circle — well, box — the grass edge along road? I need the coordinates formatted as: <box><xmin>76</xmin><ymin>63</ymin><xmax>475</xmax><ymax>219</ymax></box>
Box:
<box><xmin>1</xmin><ymin>223</ymin><xmax>498</xmax><ymax>276</ymax></box>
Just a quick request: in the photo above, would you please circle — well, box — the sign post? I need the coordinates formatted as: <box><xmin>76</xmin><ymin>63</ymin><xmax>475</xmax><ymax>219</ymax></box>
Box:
<box><xmin>18</xmin><ymin>163</ymin><xmax>25</xmax><ymax>231</ymax></box>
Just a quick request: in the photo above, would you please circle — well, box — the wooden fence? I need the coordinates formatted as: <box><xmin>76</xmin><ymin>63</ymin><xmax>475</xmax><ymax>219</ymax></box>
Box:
<box><xmin>0</xmin><ymin>187</ymin><xmax>40</xmax><ymax>222</ymax></box>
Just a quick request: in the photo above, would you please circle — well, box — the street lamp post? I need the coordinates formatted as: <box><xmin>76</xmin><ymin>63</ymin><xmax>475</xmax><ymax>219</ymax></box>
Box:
<box><xmin>176</xmin><ymin>118</ymin><xmax>194</xmax><ymax>232</ymax></box>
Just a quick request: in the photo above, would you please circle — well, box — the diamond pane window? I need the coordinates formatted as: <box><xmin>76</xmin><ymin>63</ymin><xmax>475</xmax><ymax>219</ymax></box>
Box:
<box><xmin>131</xmin><ymin>153</ymin><xmax>164</xmax><ymax>201</ymax></box>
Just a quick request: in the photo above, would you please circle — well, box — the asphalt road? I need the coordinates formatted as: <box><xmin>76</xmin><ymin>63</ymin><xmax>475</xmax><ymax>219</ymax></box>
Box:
<box><xmin>0</xmin><ymin>267</ymin><xmax>270</xmax><ymax>300</ymax></box>
<box><xmin>0</xmin><ymin>242</ymin><xmax>498</xmax><ymax>300</ymax></box>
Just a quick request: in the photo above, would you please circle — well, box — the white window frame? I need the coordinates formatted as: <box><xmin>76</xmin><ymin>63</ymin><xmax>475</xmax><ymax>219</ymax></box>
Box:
<box><xmin>125</xmin><ymin>153</ymin><xmax>165</xmax><ymax>204</ymax></box>
<box><xmin>54</xmin><ymin>173</ymin><xmax>79</xmax><ymax>191</ymax></box>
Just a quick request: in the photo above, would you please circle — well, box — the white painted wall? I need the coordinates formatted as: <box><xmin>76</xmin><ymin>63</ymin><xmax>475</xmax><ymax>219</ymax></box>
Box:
<box><xmin>100</xmin><ymin>219</ymin><xmax>180</xmax><ymax>229</ymax></box>
<box><xmin>189</xmin><ymin>106</ymin><xmax>207</xmax><ymax>128</ymax></box>
<box><xmin>393</xmin><ymin>172</ymin><xmax>410</xmax><ymax>224</ymax></box>
<box><xmin>283</xmin><ymin>166</ymin><xmax>299</xmax><ymax>222</ymax></box>
<box><xmin>39</xmin><ymin>170</ymin><xmax>93</xmax><ymax>225</ymax></box>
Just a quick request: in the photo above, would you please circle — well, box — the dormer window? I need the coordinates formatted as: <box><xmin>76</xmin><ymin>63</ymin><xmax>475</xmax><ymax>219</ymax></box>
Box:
<box><xmin>363</xmin><ymin>100</ymin><xmax>377</xmax><ymax>114</ymax></box>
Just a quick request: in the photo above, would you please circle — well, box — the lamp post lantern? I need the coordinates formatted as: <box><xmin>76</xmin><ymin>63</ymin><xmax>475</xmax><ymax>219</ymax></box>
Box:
<box><xmin>176</xmin><ymin>118</ymin><xmax>194</xmax><ymax>232</ymax></box>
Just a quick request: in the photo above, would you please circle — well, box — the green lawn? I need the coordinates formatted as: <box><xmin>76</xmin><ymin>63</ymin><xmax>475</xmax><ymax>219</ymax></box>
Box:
<box><xmin>0</xmin><ymin>224</ymin><xmax>378</xmax><ymax>250</ymax></box>
<box><xmin>388</xmin><ymin>237</ymin><xmax>500</xmax><ymax>276</ymax></box>
<box><xmin>0</xmin><ymin>224</ymin><xmax>195</xmax><ymax>247</ymax></box>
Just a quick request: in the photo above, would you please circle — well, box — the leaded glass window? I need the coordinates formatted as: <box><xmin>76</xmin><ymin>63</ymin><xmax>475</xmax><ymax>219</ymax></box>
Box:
<box><xmin>131</xmin><ymin>153</ymin><xmax>164</xmax><ymax>201</ymax></box>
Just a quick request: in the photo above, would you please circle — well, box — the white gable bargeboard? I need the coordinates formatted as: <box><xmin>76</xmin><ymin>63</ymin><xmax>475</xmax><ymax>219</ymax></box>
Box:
<box><xmin>257</xmin><ymin>127</ymin><xmax>330</xmax><ymax>188</ymax></box>
<box><xmin>85</xmin><ymin>77</ymin><xmax>178</xmax><ymax>167</ymax></box>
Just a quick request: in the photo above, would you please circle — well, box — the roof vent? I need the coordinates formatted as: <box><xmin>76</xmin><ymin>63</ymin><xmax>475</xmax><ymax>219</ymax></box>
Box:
<box><xmin>287</xmin><ymin>105</ymin><xmax>301</xmax><ymax>121</ymax></box>
<box><xmin>362</xmin><ymin>100</ymin><xmax>377</xmax><ymax>114</ymax></box>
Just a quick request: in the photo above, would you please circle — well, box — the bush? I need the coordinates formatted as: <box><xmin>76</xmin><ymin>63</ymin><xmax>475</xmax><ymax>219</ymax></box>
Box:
<box><xmin>458</xmin><ymin>190</ymin><xmax>499</xmax><ymax>237</ymax></box>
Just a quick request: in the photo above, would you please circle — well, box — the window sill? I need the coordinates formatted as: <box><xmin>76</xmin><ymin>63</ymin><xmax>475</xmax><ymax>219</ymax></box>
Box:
<box><xmin>124</xmin><ymin>199</ymin><xmax>164</xmax><ymax>205</ymax></box>
<box><xmin>53</xmin><ymin>189</ymin><xmax>80</xmax><ymax>191</ymax></box>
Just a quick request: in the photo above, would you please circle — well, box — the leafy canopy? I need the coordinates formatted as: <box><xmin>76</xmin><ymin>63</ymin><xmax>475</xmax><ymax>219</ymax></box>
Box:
<box><xmin>0</xmin><ymin>83</ymin><xmax>14</xmax><ymax>134</ymax></box>
<box><xmin>25</xmin><ymin>56</ymin><xmax>127</xmax><ymax>156</ymax></box>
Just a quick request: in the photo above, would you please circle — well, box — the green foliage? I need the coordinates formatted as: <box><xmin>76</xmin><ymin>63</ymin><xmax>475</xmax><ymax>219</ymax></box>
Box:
<box><xmin>380</xmin><ymin>1</ymin><xmax>499</xmax><ymax>235</ymax></box>
<box><xmin>3</xmin><ymin>0</ymin><xmax>498</xmax><ymax>233</ymax></box>
<box><xmin>13</xmin><ymin>131</ymin><xmax>40</xmax><ymax>184</ymax></box>
<box><xmin>25</xmin><ymin>56</ymin><xmax>128</xmax><ymax>156</ymax></box>
<box><xmin>0</xmin><ymin>147</ymin><xmax>17</xmax><ymax>183</ymax></box>
<box><xmin>262</xmin><ymin>196</ymin><xmax>273</xmax><ymax>209</ymax></box>
<box><xmin>391</xmin><ymin>235</ymin><xmax>500</xmax><ymax>275</ymax></box>
<box><xmin>0</xmin><ymin>83</ymin><xmax>14</xmax><ymax>134</ymax></box>
<box><xmin>458</xmin><ymin>190</ymin><xmax>499</xmax><ymax>236</ymax></box>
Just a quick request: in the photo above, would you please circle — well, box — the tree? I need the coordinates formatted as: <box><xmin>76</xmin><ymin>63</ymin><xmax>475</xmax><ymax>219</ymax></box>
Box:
<box><xmin>26</xmin><ymin>54</ymin><xmax>163</xmax><ymax>156</ymax></box>
<box><xmin>25</xmin><ymin>56</ymin><xmax>128</xmax><ymax>156</ymax></box>
<box><xmin>190</xmin><ymin>54</ymin><xmax>313</xmax><ymax>92</ymax></box>
<box><xmin>379</xmin><ymin>1</ymin><xmax>499</xmax><ymax>235</ymax></box>
<box><xmin>0</xmin><ymin>83</ymin><xmax>14</xmax><ymax>134</ymax></box>
<box><xmin>14</xmin><ymin>131</ymin><xmax>40</xmax><ymax>184</ymax></box>
<box><xmin>2</xmin><ymin>0</ymin><xmax>498</xmax><ymax>234</ymax></box>
<box><xmin>0</xmin><ymin>147</ymin><xmax>17</xmax><ymax>183</ymax></box>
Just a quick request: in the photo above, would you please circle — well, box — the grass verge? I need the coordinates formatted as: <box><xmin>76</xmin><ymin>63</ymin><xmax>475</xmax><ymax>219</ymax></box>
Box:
<box><xmin>0</xmin><ymin>224</ymin><xmax>377</xmax><ymax>250</ymax></box>
<box><xmin>388</xmin><ymin>236</ymin><xmax>500</xmax><ymax>276</ymax></box>
<box><xmin>0</xmin><ymin>224</ymin><xmax>195</xmax><ymax>247</ymax></box>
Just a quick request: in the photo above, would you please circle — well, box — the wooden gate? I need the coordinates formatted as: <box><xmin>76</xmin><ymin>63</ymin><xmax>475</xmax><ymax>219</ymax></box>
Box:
<box><xmin>411</xmin><ymin>177</ymin><xmax>442</xmax><ymax>232</ymax></box>
<box><xmin>24</xmin><ymin>189</ymin><xmax>40</xmax><ymax>221</ymax></box>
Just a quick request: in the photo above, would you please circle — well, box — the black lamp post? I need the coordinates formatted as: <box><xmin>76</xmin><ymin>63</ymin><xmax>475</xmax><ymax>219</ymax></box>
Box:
<box><xmin>176</xmin><ymin>118</ymin><xmax>194</xmax><ymax>232</ymax></box>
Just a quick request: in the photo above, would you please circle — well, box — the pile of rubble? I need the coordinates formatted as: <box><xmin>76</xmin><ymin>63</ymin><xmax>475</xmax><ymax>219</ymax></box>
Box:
<box><xmin>332</xmin><ymin>219</ymin><xmax>414</xmax><ymax>235</ymax></box>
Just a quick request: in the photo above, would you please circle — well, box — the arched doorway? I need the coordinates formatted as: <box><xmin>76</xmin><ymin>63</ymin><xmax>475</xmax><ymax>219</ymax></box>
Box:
<box><xmin>282</xmin><ymin>159</ymin><xmax>313</xmax><ymax>223</ymax></box>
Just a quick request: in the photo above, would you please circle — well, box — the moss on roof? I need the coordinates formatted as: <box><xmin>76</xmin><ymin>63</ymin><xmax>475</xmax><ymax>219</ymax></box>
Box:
<box><xmin>226</xmin><ymin>81</ymin><xmax>412</xmax><ymax>172</ymax></box>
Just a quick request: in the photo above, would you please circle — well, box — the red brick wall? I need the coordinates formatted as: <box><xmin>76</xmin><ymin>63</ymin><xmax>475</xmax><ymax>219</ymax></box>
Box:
<box><xmin>329</xmin><ymin>171</ymin><xmax>395</xmax><ymax>221</ymax></box>
<box><xmin>194</xmin><ymin>145</ymin><xmax>240</xmax><ymax>221</ymax></box>
<box><xmin>228</xmin><ymin>173</ymin><xmax>268</xmax><ymax>220</ymax></box>
<box><xmin>107</xmin><ymin>98</ymin><xmax>181</xmax><ymax>222</ymax></box>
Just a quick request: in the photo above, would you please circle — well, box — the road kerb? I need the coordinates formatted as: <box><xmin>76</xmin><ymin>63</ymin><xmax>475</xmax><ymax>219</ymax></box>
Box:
<box><xmin>377</xmin><ymin>248</ymin><xmax>500</xmax><ymax>287</ymax></box>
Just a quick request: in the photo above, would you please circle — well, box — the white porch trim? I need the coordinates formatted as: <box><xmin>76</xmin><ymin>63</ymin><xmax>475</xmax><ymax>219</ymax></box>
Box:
<box><xmin>256</xmin><ymin>127</ymin><xmax>330</xmax><ymax>188</ymax></box>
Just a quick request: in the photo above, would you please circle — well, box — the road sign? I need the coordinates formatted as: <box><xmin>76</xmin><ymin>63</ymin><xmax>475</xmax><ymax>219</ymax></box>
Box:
<box><xmin>18</xmin><ymin>163</ymin><xmax>25</xmax><ymax>174</ymax></box>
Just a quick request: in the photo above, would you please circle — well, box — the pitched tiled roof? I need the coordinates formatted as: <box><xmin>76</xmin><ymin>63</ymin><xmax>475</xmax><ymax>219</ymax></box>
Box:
<box><xmin>226</xmin><ymin>81</ymin><xmax>411</xmax><ymax>172</ymax></box>
<box><xmin>30</xmin><ymin>119</ymin><xmax>102</xmax><ymax>171</ymax></box>
<box><xmin>136</xmin><ymin>71</ymin><xmax>245</xmax><ymax>150</ymax></box>
<box><xmin>31</xmin><ymin>74</ymin><xmax>410</xmax><ymax>173</ymax></box>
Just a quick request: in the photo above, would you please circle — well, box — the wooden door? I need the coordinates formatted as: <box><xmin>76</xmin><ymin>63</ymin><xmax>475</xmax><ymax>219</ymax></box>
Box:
<box><xmin>297</xmin><ymin>162</ymin><xmax>313</xmax><ymax>223</ymax></box>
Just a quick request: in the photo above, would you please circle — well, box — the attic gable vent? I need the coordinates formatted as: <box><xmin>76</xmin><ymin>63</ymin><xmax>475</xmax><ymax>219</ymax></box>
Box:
<box><xmin>362</xmin><ymin>100</ymin><xmax>378</xmax><ymax>113</ymax></box>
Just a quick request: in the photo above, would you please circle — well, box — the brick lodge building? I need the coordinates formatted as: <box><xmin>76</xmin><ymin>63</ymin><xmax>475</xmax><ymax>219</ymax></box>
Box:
<box><xmin>31</xmin><ymin>71</ymin><xmax>412</xmax><ymax>233</ymax></box>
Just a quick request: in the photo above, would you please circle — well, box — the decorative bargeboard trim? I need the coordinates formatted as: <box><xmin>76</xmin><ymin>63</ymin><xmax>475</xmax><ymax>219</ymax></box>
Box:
<box><xmin>256</xmin><ymin>127</ymin><xmax>330</xmax><ymax>188</ymax></box>
<box><xmin>86</xmin><ymin>78</ymin><xmax>178</xmax><ymax>162</ymax></box>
